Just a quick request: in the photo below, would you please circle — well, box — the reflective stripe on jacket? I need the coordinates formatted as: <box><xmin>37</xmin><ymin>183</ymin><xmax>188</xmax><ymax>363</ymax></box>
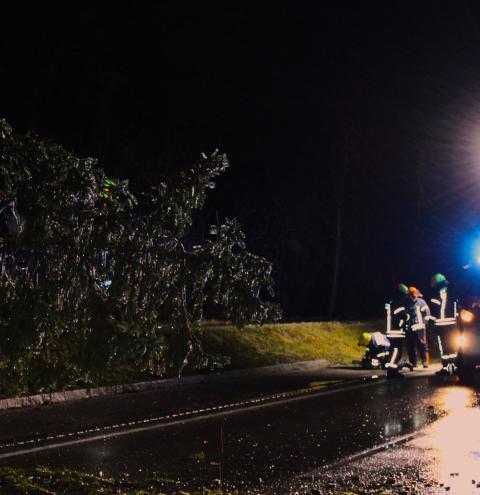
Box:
<box><xmin>430</xmin><ymin>288</ymin><xmax>457</xmax><ymax>327</ymax></box>
<box><xmin>385</xmin><ymin>301</ymin><xmax>407</xmax><ymax>337</ymax></box>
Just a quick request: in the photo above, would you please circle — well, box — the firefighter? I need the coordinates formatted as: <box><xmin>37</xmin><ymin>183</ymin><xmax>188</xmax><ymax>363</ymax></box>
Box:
<box><xmin>358</xmin><ymin>331</ymin><xmax>391</xmax><ymax>369</ymax></box>
<box><xmin>384</xmin><ymin>283</ymin><xmax>409</xmax><ymax>371</ymax></box>
<box><xmin>405</xmin><ymin>286</ymin><xmax>430</xmax><ymax>368</ymax></box>
<box><xmin>429</xmin><ymin>273</ymin><xmax>458</xmax><ymax>375</ymax></box>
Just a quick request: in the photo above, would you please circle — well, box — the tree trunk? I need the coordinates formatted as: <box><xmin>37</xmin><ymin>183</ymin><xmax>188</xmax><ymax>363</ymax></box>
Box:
<box><xmin>328</xmin><ymin>134</ymin><xmax>349</xmax><ymax>319</ymax></box>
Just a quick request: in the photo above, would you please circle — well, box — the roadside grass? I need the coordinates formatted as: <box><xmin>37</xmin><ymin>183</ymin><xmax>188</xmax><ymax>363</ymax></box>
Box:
<box><xmin>201</xmin><ymin>320</ymin><xmax>383</xmax><ymax>369</ymax></box>
<box><xmin>0</xmin><ymin>466</ymin><xmax>236</xmax><ymax>495</ymax></box>
<box><xmin>0</xmin><ymin>466</ymin><xmax>144</xmax><ymax>495</ymax></box>
<box><xmin>0</xmin><ymin>320</ymin><xmax>383</xmax><ymax>399</ymax></box>
<box><xmin>0</xmin><ymin>320</ymin><xmax>384</xmax><ymax>397</ymax></box>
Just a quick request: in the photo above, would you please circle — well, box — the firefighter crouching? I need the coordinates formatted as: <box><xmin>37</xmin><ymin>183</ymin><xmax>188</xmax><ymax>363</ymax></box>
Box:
<box><xmin>405</xmin><ymin>286</ymin><xmax>430</xmax><ymax>369</ymax></box>
<box><xmin>429</xmin><ymin>273</ymin><xmax>458</xmax><ymax>375</ymax></box>
<box><xmin>358</xmin><ymin>331</ymin><xmax>391</xmax><ymax>369</ymax></box>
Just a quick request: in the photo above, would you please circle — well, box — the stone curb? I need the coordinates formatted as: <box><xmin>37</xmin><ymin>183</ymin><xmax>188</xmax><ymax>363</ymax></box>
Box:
<box><xmin>0</xmin><ymin>358</ymin><xmax>330</xmax><ymax>411</ymax></box>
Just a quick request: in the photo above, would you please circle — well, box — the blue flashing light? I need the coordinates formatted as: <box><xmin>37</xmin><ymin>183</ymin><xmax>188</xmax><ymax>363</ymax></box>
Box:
<box><xmin>473</xmin><ymin>238</ymin><xmax>480</xmax><ymax>266</ymax></box>
<box><xmin>460</xmin><ymin>230</ymin><xmax>480</xmax><ymax>270</ymax></box>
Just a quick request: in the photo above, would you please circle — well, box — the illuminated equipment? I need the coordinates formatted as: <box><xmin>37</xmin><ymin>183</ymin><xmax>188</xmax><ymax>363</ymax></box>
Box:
<box><xmin>358</xmin><ymin>332</ymin><xmax>372</xmax><ymax>346</ymax></box>
<box><xmin>396</xmin><ymin>283</ymin><xmax>409</xmax><ymax>295</ymax></box>
<box><xmin>408</xmin><ymin>286</ymin><xmax>422</xmax><ymax>298</ymax></box>
<box><xmin>431</xmin><ymin>273</ymin><xmax>448</xmax><ymax>288</ymax></box>
<box><xmin>100</xmin><ymin>178</ymin><xmax>117</xmax><ymax>200</ymax></box>
<box><xmin>460</xmin><ymin>309</ymin><xmax>474</xmax><ymax>324</ymax></box>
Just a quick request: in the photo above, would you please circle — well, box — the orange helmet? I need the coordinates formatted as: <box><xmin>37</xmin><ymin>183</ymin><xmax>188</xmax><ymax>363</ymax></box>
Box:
<box><xmin>408</xmin><ymin>286</ymin><xmax>422</xmax><ymax>298</ymax></box>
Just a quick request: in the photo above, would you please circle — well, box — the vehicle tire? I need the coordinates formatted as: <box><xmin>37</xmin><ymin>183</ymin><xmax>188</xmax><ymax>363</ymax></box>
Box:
<box><xmin>457</xmin><ymin>353</ymin><xmax>475</xmax><ymax>383</ymax></box>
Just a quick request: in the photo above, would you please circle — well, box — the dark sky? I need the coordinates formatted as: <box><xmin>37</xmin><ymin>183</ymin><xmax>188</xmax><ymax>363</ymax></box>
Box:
<box><xmin>2</xmin><ymin>2</ymin><xmax>480</xmax><ymax>319</ymax></box>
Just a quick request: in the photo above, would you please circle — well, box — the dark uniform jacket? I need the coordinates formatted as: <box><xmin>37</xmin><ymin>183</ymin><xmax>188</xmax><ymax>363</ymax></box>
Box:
<box><xmin>406</xmin><ymin>297</ymin><xmax>430</xmax><ymax>331</ymax></box>
<box><xmin>368</xmin><ymin>332</ymin><xmax>391</xmax><ymax>359</ymax></box>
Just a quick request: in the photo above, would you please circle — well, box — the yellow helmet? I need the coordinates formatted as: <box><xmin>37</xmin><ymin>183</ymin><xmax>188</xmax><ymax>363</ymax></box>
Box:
<box><xmin>358</xmin><ymin>332</ymin><xmax>372</xmax><ymax>346</ymax></box>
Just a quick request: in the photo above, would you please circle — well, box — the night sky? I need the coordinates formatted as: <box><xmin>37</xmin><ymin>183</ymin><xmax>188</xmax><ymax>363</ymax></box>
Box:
<box><xmin>2</xmin><ymin>2</ymin><xmax>480</xmax><ymax>319</ymax></box>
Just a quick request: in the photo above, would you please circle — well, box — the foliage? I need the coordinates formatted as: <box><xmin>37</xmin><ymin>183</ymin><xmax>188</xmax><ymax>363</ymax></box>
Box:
<box><xmin>0</xmin><ymin>119</ymin><xmax>280</xmax><ymax>394</ymax></box>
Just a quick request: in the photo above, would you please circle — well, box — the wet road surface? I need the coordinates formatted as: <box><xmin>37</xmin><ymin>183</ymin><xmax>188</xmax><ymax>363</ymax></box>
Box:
<box><xmin>0</xmin><ymin>361</ymin><xmax>368</xmax><ymax>447</ymax></box>
<box><xmin>0</xmin><ymin>372</ymin><xmax>466</xmax><ymax>494</ymax></box>
<box><xmin>290</xmin><ymin>381</ymin><xmax>480</xmax><ymax>495</ymax></box>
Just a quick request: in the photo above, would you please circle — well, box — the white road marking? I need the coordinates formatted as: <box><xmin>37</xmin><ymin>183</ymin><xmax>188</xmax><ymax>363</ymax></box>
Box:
<box><xmin>0</xmin><ymin>378</ymin><xmax>393</xmax><ymax>460</ymax></box>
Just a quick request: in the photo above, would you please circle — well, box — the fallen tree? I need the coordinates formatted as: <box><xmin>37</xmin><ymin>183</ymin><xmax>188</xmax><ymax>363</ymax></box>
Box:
<box><xmin>0</xmin><ymin>119</ymin><xmax>280</xmax><ymax>395</ymax></box>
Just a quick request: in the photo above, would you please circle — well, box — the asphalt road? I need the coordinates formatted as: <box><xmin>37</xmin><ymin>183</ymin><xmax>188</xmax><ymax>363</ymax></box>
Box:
<box><xmin>0</xmin><ymin>366</ymin><xmax>477</xmax><ymax>494</ymax></box>
<box><xmin>290</xmin><ymin>376</ymin><xmax>480</xmax><ymax>495</ymax></box>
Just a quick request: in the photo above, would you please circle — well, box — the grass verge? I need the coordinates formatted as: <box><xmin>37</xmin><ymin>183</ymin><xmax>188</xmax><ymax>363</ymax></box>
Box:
<box><xmin>201</xmin><ymin>320</ymin><xmax>383</xmax><ymax>369</ymax></box>
<box><xmin>0</xmin><ymin>320</ymin><xmax>383</xmax><ymax>398</ymax></box>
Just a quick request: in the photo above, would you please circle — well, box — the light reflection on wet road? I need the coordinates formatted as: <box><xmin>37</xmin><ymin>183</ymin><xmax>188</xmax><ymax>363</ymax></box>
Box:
<box><xmin>287</xmin><ymin>382</ymin><xmax>480</xmax><ymax>495</ymax></box>
<box><xmin>1</xmin><ymin>375</ymin><xmax>468</xmax><ymax>493</ymax></box>
<box><xmin>412</xmin><ymin>385</ymin><xmax>480</xmax><ymax>494</ymax></box>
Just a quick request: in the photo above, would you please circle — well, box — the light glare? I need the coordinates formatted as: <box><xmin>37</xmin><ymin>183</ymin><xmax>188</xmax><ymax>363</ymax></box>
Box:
<box><xmin>455</xmin><ymin>334</ymin><xmax>468</xmax><ymax>348</ymax></box>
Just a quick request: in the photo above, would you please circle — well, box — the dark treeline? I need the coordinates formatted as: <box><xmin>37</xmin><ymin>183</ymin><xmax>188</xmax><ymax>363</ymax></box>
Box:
<box><xmin>2</xmin><ymin>2</ymin><xmax>480</xmax><ymax>318</ymax></box>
